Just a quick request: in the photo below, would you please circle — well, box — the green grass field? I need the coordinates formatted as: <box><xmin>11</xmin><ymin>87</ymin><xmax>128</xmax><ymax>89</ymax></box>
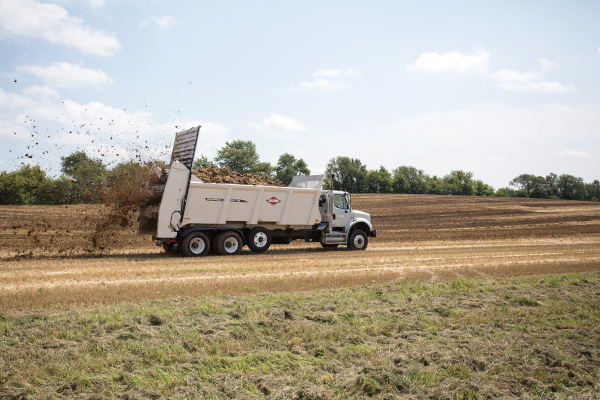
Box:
<box><xmin>2</xmin><ymin>271</ymin><xmax>599</xmax><ymax>399</ymax></box>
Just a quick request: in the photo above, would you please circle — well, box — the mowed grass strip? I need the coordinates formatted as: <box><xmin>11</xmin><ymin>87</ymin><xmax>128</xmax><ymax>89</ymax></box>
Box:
<box><xmin>1</xmin><ymin>272</ymin><xmax>599</xmax><ymax>399</ymax></box>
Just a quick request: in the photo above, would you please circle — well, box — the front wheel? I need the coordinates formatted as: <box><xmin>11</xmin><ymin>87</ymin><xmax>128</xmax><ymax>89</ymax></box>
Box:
<box><xmin>348</xmin><ymin>229</ymin><xmax>368</xmax><ymax>251</ymax></box>
<box><xmin>181</xmin><ymin>232</ymin><xmax>210</xmax><ymax>257</ymax></box>
<box><xmin>247</xmin><ymin>227</ymin><xmax>272</xmax><ymax>253</ymax></box>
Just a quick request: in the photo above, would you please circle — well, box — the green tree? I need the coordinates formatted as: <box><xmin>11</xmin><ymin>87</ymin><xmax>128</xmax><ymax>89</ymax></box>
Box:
<box><xmin>427</xmin><ymin>175</ymin><xmax>445</xmax><ymax>195</ymax></box>
<box><xmin>252</xmin><ymin>161</ymin><xmax>276</xmax><ymax>178</ymax></box>
<box><xmin>443</xmin><ymin>170</ymin><xmax>475</xmax><ymax>196</ymax></box>
<box><xmin>214</xmin><ymin>140</ymin><xmax>259</xmax><ymax>173</ymax></box>
<box><xmin>366</xmin><ymin>166</ymin><xmax>393</xmax><ymax>193</ymax></box>
<box><xmin>38</xmin><ymin>176</ymin><xmax>73</xmax><ymax>205</ymax></box>
<box><xmin>393</xmin><ymin>166</ymin><xmax>429</xmax><ymax>194</ymax></box>
<box><xmin>495</xmin><ymin>187</ymin><xmax>512</xmax><ymax>197</ymax></box>
<box><xmin>557</xmin><ymin>174</ymin><xmax>586</xmax><ymax>200</ymax></box>
<box><xmin>192</xmin><ymin>154</ymin><xmax>214</xmax><ymax>169</ymax></box>
<box><xmin>545</xmin><ymin>173</ymin><xmax>559</xmax><ymax>198</ymax></box>
<box><xmin>325</xmin><ymin>156</ymin><xmax>368</xmax><ymax>193</ymax></box>
<box><xmin>585</xmin><ymin>180</ymin><xmax>600</xmax><ymax>201</ymax></box>
<box><xmin>275</xmin><ymin>153</ymin><xmax>311</xmax><ymax>185</ymax></box>
<box><xmin>0</xmin><ymin>165</ymin><xmax>48</xmax><ymax>204</ymax></box>
<box><xmin>0</xmin><ymin>165</ymin><xmax>74</xmax><ymax>205</ymax></box>
<box><xmin>61</xmin><ymin>151</ymin><xmax>106</xmax><ymax>203</ymax></box>
<box><xmin>473</xmin><ymin>180</ymin><xmax>495</xmax><ymax>196</ymax></box>
<box><xmin>509</xmin><ymin>174</ymin><xmax>548</xmax><ymax>198</ymax></box>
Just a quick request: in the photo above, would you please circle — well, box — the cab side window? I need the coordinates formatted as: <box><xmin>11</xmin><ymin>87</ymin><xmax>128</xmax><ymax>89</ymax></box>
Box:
<box><xmin>333</xmin><ymin>194</ymin><xmax>348</xmax><ymax>209</ymax></box>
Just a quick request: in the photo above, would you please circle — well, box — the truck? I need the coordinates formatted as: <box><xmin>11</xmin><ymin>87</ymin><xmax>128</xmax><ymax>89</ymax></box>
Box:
<box><xmin>149</xmin><ymin>126</ymin><xmax>376</xmax><ymax>256</ymax></box>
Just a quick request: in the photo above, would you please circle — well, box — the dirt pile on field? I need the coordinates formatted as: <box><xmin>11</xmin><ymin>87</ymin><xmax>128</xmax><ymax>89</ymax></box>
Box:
<box><xmin>192</xmin><ymin>166</ymin><xmax>283</xmax><ymax>186</ymax></box>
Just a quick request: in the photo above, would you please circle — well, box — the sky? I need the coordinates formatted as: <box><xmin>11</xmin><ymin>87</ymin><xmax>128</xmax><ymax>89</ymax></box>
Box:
<box><xmin>0</xmin><ymin>0</ymin><xmax>599</xmax><ymax>188</ymax></box>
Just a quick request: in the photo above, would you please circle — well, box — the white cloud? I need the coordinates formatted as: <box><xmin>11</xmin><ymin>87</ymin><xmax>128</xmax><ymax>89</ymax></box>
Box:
<box><xmin>21</xmin><ymin>85</ymin><xmax>61</xmax><ymax>99</ymax></box>
<box><xmin>557</xmin><ymin>149</ymin><xmax>592</xmax><ymax>159</ymax></box>
<box><xmin>139</xmin><ymin>15</ymin><xmax>181</xmax><ymax>30</ymax></box>
<box><xmin>298</xmin><ymin>67</ymin><xmax>361</xmax><ymax>92</ymax></box>
<box><xmin>0</xmin><ymin>0</ymin><xmax>120</xmax><ymax>56</ymax></box>
<box><xmin>406</xmin><ymin>49</ymin><xmax>489</xmax><ymax>73</ymax></box>
<box><xmin>314</xmin><ymin>67</ymin><xmax>361</xmax><ymax>78</ymax></box>
<box><xmin>18</xmin><ymin>62</ymin><xmax>111</xmax><ymax>89</ymax></box>
<box><xmin>492</xmin><ymin>58</ymin><xmax>575</xmax><ymax>93</ymax></box>
<box><xmin>88</xmin><ymin>0</ymin><xmax>106</xmax><ymax>8</ymax></box>
<box><xmin>538</xmin><ymin>58</ymin><xmax>557</xmax><ymax>72</ymax></box>
<box><xmin>249</xmin><ymin>113</ymin><xmax>306</xmax><ymax>133</ymax></box>
<box><xmin>300</xmin><ymin>78</ymin><xmax>348</xmax><ymax>91</ymax></box>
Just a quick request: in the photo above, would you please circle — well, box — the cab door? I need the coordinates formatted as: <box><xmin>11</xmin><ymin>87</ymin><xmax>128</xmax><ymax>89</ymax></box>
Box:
<box><xmin>332</xmin><ymin>193</ymin><xmax>352</xmax><ymax>229</ymax></box>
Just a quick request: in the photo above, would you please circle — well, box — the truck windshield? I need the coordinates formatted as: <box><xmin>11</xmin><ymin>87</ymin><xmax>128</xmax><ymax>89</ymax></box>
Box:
<box><xmin>333</xmin><ymin>194</ymin><xmax>348</xmax><ymax>209</ymax></box>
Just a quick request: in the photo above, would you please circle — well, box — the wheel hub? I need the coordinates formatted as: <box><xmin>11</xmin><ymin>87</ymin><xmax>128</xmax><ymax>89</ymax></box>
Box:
<box><xmin>189</xmin><ymin>237</ymin><xmax>205</xmax><ymax>254</ymax></box>
<box><xmin>223</xmin><ymin>237</ymin><xmax>239</xmax><ymax>253</ymax></box>
<box><xmin>253</xmin><ymin>232</ymin><xmax>267</xmax><ymax>247</ymax></box>
<box><xmin>354</xmin><ymin>235</ymin><xmax>365</xmax><ymax>249</ymax></box>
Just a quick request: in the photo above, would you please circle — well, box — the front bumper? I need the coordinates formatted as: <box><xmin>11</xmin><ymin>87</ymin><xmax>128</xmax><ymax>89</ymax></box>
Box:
<box><xmin>369</xmin><ymin>229</ymin><xmax>377</xmax><ymax>238</ymax></box>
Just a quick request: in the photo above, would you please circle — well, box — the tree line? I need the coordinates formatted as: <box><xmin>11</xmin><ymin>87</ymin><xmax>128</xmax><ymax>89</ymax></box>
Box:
<box><xmin>1</xmin><ymin>140</ymin><xmax>598</xmax><ymax>204</ymax></box>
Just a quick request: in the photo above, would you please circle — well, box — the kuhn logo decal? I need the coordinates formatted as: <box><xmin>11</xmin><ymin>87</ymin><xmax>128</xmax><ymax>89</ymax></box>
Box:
<box><xmin>266</xmin><ymin>196</ymin><xmax>281</xmax><ymax>206</ymax></box>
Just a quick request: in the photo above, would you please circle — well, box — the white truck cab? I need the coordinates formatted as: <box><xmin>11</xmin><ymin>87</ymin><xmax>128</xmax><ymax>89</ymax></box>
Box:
<box><xmin>317</xmin><ymin>189</ymin><xmax>375</xmax><ymax>248</ymax></box>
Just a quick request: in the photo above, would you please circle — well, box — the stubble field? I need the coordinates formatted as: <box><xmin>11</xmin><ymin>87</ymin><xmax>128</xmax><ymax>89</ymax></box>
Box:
<box><xmin>1</xmin><ymin>194</ymin><xmax>599</xmax><ymax>310</ymax></box>
<box><xmin>1</xmin><ymin>194</ymin><xmax>600</xmax><ymax>399</ymax></box>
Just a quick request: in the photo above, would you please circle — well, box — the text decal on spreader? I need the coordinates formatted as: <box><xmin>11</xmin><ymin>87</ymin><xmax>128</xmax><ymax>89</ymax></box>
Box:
<box><xmin>206</xmin><ymin>198</ymin><xmax>249</xmax><ymax>203</ymax></box>
<box><xmin>266</xmin><ymin>197</ymin><xmax>281</xmax><ymax>206</ymax></box>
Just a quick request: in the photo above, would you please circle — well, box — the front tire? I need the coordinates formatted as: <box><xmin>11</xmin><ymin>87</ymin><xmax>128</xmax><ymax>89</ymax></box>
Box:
<box><xmin>348</xmin><ymin>229</ymin><xmax>368</xmax><ymax>251</ymax></box>
<box><xmin>247</xmin><ymin>227</ymin><xmax>272</xmax><ymax>253</ymax></box>
<box><xmin>181</xmin><ymin>232</ymin><xmax>210</xmax><ymax>257</ymax></box>
<box><xmin>215</xmin><ymin>231</ymin><xmax>243</xmax><ymax>256</ymax></box>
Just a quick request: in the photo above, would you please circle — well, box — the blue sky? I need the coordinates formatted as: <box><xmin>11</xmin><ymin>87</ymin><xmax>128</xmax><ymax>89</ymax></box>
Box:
<box><xmin>1</xmin><ymin>0</ymin><xmax>599</xmax><ymax>187</ymax></box>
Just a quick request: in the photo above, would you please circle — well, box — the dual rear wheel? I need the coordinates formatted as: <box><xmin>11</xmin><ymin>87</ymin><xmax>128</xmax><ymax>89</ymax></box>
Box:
<box><xmin>180</xmin><ymin>228</ymin><xmax>272</xmax><ymax>257</ymax></box>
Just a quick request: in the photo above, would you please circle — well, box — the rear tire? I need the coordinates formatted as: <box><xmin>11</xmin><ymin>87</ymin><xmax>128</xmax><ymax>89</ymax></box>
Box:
<box><xmin>247</xmin><ymin>227</ymin><xmax>272</xmax><ymax>253</ymax></box>
<box><xmin>215</xmin><ymin>231</ymin><xmax>243</xmax><ymax>256</ymax></box>
<box><xmin>348</xmin><ymin>229</ymin><xmax>368</xmax><ymax>251</ymax></box>
<box><xmin>181</xmin><ymin>232</ymin><xmax>210</xmax><ymax>257</ymax></box>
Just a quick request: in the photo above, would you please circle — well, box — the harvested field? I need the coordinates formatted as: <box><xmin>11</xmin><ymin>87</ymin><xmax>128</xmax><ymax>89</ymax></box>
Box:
<box><xmin>1</xmin><ymin>272</ymin><xmax>599</xmax><ymax>399</ymax></box>
<box><xmin>0</xmin><ymin>194</ymin><xmax>599</xmax><ymax>310</ymax></box>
